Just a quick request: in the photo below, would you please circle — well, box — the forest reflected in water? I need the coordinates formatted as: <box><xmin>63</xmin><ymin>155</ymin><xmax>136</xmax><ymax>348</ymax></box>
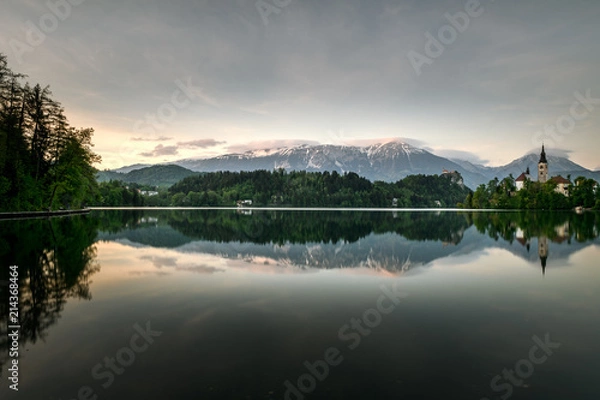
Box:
<box><xmin>1</xmin><ymin>209</ymin><xmax>599</xmax><ymax>399</ymax></box>
<box><xmin>94</xmin><ymin>209</ymin><xmax>600</xmax><ymax>273</ymax></box>
<box><xmin>0</xmin><ymin>215</ymin><xmax>99</xmax><ymax>383</ymax></box>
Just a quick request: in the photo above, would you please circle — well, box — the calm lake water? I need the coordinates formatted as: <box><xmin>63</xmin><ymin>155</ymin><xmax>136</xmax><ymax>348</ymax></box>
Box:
<box><xmin>1</xmin><ymin>209</ymin><xmax>599</xmax><ymax>400</ymax></box>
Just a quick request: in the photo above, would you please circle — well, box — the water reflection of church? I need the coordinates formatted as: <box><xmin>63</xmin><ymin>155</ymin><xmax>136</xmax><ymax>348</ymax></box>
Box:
<box><xmin>515</xmin><ymin>221</ymin><xmax>571</xmax><ymax>275</ymax></box>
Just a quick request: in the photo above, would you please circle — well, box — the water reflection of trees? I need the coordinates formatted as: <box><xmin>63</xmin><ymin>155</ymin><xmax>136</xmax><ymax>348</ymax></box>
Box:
<box><xmin>468</xmin><ymin>211</ymin><xmax>600</xmax><ymax>244</ymax></box>
<box><xmin>95</xmin><ymin>210</ymin><xmax>472</xmax><ymax>245</ymax></box>
<box><xmin>94</xmin><ymin>209</ymin><xmax>600</xmax><ymax>248</ymax></box>
<box><xmin>92</xmin><ymin>209</ymin><xmax>600</xmax><ymax>274</ymax></box>
<box><xmin>0</xmin><ymin>216</ymin><xmax>99</xmax><ymax>379</ymax></box>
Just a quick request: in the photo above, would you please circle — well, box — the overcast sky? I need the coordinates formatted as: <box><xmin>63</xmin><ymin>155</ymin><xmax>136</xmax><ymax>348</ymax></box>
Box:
<box><xmin>1</xmin><ymin>0</ymin><xmax>599</xmax><ymax>170</ymax></box>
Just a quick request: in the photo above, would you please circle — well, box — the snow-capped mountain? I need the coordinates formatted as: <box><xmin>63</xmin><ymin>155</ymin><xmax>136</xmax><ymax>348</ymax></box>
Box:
<box><xmin>116</xmin><ymin>141</ymin><xmax>599</xmax><ymax>190</ymax></box>
<box><xmin>173</xmin><ymin>141</ymin><xmax>489</xmax><ymax>189</ymax></box>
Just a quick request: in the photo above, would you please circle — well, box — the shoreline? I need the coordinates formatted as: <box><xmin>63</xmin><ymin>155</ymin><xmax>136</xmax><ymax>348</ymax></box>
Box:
<box><xmin>87</xmin><ymin>207</ymin><xmax>589</xmax><ymax>212</ymax></box>
<box><xmin>0</xmin><ymin>208</ymin><xmax>91</xmax><ymax>221</ymax></box>
<box><xmin>88</xmin><ymin>206</ymin><xmax>494</xmax><ymax>212</ymax></box>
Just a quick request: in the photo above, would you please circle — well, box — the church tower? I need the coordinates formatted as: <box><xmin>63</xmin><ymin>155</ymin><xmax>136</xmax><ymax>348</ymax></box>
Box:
<box><xmin>538</xmin><ymin>145</ymin><xmax>548</xmax><ymax>183</ymax></box>
<box><xmin>538</xmin><ymin>236</ymin><xmax>548</xmax><ymax>276</ymax></box>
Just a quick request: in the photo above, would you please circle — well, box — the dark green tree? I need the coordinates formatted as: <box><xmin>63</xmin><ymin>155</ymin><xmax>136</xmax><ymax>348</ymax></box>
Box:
<box><xmin>0</xmin><ymin>53</ymin><xmax>100</xmax><ymax>211</ymax></box>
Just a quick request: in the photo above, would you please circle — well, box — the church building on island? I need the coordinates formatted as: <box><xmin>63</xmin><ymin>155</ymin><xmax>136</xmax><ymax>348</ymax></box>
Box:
<box><xmin>515</xmin><ymin>145</ymin><xmax>570</xmax><ymax>196</ymax></box>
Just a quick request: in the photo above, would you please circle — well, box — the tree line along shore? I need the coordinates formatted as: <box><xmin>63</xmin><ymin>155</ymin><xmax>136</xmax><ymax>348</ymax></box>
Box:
<box><xmin>92</xmin><ymin>169</ymin><xmax>600</xmax><ymax>210</ymax></box>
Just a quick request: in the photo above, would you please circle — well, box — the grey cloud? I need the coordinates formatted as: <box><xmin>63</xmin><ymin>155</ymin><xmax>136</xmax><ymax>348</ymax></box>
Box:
<box><xmin>434</xmin><ymin>150</ymin><xmax>490</xmax><ymax>165</ymax></box>
<box><xmin>132</xmin><ymin>136</ymin><xmax>173</xmax><ymax>142</ymax></box>
<box><xmin>525</xmin><ymin>147</ymin><xmax>573</xmax><ymax>159</ymax></box>
<box><xmin>140</xmin><ymin>255</ymin><xmax>179</xmax><ymax>268</ymax></box>
<box><xmin>138</xmin><ymin>139</ymin><xmax>224</xmax><ymax>158</ymax></box>
<box><xmin>129</xmin><ymin>270</ymin><xmax>171</xmax><ymax>277</ymax></box>
<box><xmin>343</xmin><ymin>137</ymin><xmax>432</xmax><ymax>149</ymax></box>
<box><xmin>139</xmin><ymin>144</ymin><xmax>179</xmax><ymax>157</ymax></box>
<box><xmin>177</xmin><ymin>139</ymin><xmax>225</xmax><ymax>149</ymax></box>
<box><xmin>175</xmin><ymin>265</ymin><xmax>225</xmax><ymax>274</ymax></box>
<box><xmin>139</xmin><ymin>255</ymin><xmax>223</xmax><ymax>274</ymax></box>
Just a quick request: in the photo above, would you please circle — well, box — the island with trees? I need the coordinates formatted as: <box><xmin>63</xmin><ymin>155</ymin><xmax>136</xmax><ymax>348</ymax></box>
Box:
<box><xmin>464</xmin><ymin>175</ymin><xmax>600</xmax><ymax>210</ymax></box>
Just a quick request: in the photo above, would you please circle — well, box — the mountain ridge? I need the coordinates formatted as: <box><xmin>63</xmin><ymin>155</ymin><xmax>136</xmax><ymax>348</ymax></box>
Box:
<box><xmin>111</xmin><ymin>141</ymin><xmax>600</xmax><ymax>189</ymax></box>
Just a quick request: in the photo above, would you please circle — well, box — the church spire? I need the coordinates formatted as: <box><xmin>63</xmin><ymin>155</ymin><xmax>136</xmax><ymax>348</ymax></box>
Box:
<box><xmin>538</xmin><ymin>144</ymin><xmax>548</xmax><ymax>183</ymax></box>
<box><xmin>541</xmin><ymin>255</ymin><xmax>547</xmax><ymax>276</ymax></box>
<box><xmin>539</xmin><ymin>144</ymin><xmax>548</xmax><ymax>164</ymax></box>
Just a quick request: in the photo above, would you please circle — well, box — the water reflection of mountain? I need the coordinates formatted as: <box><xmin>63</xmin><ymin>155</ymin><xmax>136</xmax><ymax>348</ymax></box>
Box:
<box><xmin>0</xmin><ymin>217</ymin><xmax>100</xmax><ymax>380</ymax></box>
<box><xmin>94</xmin><ymin>210</ymin><xmax>600</xmax><ymax>274</ymax></box>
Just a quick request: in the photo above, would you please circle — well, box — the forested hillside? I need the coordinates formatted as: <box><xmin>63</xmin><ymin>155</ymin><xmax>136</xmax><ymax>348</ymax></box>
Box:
<box><xmin>161</xmin><ymin>169</ymin><xmax>470</xmax><ymax>208</ymax></box>
<box><xmin>96</xmin><ymin>164</ymin><xmax>197</xmax><ymax>187</ymax></box>
<box><xmin>0</xmin><ymin>54</ymin><xmax>99</xmax><ymax>211</ymax></box>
